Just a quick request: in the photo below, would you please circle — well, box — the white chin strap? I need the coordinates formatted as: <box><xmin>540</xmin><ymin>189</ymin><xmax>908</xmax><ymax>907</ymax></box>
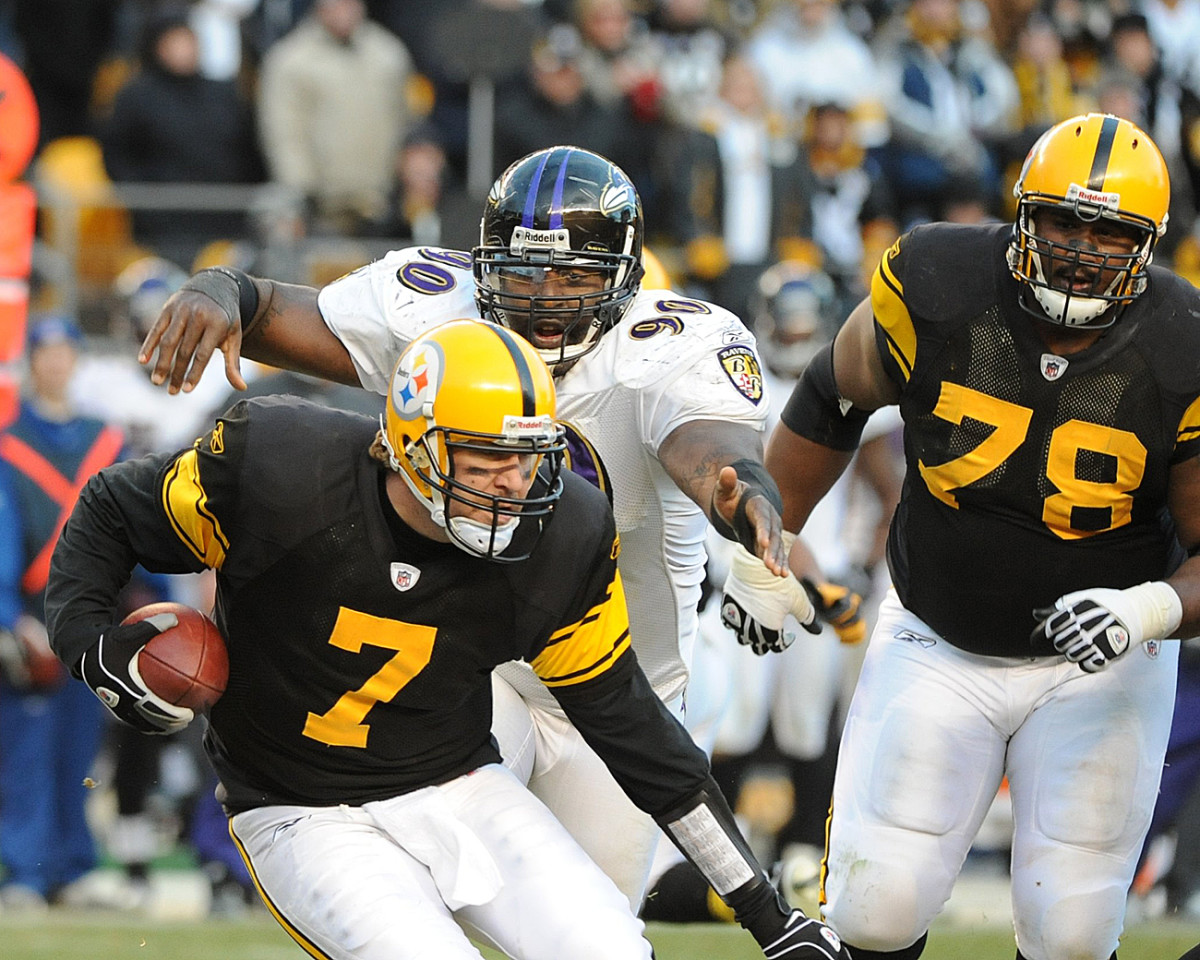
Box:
<box><xmin>447</xmin><ymin>515</ymin><xmax>518</xmax><ymax>556</ymax></box>
<box><xmin>1031</xmin><ymin>284</ymin><xmax>1110</xmax><ymax>326</ymax></box>
<box><xmin>1028</xmin><ymin>253</ymin><xmax>1113</xmax><ymax>327</ymax></box>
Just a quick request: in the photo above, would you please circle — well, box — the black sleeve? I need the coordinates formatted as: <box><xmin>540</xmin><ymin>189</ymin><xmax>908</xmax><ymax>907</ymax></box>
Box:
<box><xmin>550</xmin><ymin>648</ymin><xmax>711</xmax><ymax>817</ymax></box>
<box><xmin>45</xmin><ymin>451</ymin><xmax>207</xmax><ymax>673</ymax></box>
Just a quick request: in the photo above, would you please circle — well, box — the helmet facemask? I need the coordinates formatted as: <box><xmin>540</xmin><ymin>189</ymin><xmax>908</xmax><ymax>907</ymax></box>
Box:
<box><xmin>753</xmin><ymin>262</ymin><xmax>841</xmax><ymax>378</ymax></box>
<box><xmin>1006</xmin><ymin>113</ymin><xmax>1169</xmax><ymax>330</ymax></box>
<box><xmin>473</xmin><ymin>146</ymin><xmax>646</xmax><ymax>372</ymax></box>
<box><xmin>474</xmin><ymin>226</ymin><xmax>641</xmax><ymax>369</ymax></box>
<box><xmin>382</xmin><ymin>319</ymin><xmax>567</xmax><ymax>562</ymax></box>
<box><xmin>1008</xmin><ymin>192</ymin><xmax>1160</xmax><ymax>329</ymax></box>
<box><xmin>381</xmin><ymin>416</ymin><xmax>566</xmax><ymax>562</ymax></box>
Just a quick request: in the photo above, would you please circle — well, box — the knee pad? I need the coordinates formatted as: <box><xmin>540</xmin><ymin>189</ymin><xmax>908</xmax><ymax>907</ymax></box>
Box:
<box><xmin>824</xmin><ymin>861</ymin><xmax>928</xmax><ymax>951</ymax></box>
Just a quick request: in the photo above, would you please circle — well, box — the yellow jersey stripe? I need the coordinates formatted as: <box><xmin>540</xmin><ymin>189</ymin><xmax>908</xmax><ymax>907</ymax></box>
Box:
<box><xmin>162</xmin><ymin>448</ymin><xmax>229</xmax><ymax>568</ymax></box>
<box><xmin>228</xmin><ymin>820</ymin><xmax>332</xmax><ymax>960</ymax></box>
<box><xmin>537</xmin><ymin>629</ymin><xmax>631</xmax><ymax>686</ymax></box>
<box><xmin>533</xmin><ymin>569</ymin><xmax>631</xmax><ymax>686</ymax></box>
<box><xmin>1178</xmin><ymin>394</ymin><xmax>1200</xmax><ymax>446</ymax></box>
<box><xmin>871</xmin><ymin>253</ymin><xmax>916</xmax><ymax>382</ymax></box>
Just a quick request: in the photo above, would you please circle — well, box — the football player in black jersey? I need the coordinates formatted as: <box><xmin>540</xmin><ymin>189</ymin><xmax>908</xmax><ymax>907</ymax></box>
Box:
<box><xmin>45</xmin><ymin>320</ymin><xmax>847</xmax><ymax>959</ymax></box>
<box><xmin>765</xmin><ymin>112</ymin><xmax>1200</xmax><ymax>960</ymax></box>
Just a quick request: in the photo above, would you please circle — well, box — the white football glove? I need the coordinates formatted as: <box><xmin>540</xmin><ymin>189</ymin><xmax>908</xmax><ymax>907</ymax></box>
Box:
<box><xmin>721</xmin><ymin>535</ymin><xmax>819</xmax><ymax>655</ymax></box>
<box><xmin>1032</xmin><ymin>581</ymin><xmax>1182</xmax><ymax>674</ymax></box>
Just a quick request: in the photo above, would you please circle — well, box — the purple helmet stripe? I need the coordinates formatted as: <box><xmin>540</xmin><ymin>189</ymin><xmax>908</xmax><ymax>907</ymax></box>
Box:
<box><xmin>548</xmin><ymin>147</ymin><xmax>574</xmax><ymax>230</ymax></box>
<box><xmin>521</xmin><ymin>150</ymin><xmax>554</xmax><ymax>228</ymax></box>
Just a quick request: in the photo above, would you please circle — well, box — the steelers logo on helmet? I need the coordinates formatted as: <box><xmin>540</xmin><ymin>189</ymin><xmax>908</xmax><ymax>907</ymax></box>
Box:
<box><xmin>381</xmin><ymin>320</ymin><xmax>567</xmax><ymax>562</ymax></box>
<box><xmin>1007</xmin><ymin>113</ymin><xmax>1169</xmax><ymax>329</ymax></box>
<box><xmin>389</xmin><ymin>341</ymin><xmax>443</xmax><ymax>421</ymax></box>
<box><xmin>473</xmin><ymin>146</ymin><xmax>645</xmax><ymax>370</ymax></box>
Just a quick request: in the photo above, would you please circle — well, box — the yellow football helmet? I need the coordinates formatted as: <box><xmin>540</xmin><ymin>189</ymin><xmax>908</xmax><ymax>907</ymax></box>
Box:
<box><xmin>381</xmin><ymin>319</ymin><xmax>566</xmax><ymax>561</ymax></box>
<box><xmin>1007</xmin><ymin>113</ymin><xmax>1169</xmax><ymax>328</ymax></box>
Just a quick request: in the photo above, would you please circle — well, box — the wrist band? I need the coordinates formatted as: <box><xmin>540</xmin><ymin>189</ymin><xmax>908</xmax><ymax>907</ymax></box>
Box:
<box><xmin>181</xmin><ymin>267</ymin><xmax>261</xmax><ymax>333</ymax></box>
<box><xmin>710</xmin><ymin>458</ymin><xmax>783</xmax><ymax>554</ymax></box>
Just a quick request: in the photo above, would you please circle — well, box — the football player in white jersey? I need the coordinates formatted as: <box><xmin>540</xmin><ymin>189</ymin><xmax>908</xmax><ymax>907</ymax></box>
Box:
<box><xmin>137</xmin><ymin>146</ymin><xmax>819</xmax><ymax>906</ymax></box>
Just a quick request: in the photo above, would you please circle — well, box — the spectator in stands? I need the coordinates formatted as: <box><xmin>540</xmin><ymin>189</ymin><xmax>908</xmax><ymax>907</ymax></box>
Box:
<box><xmin>1140</xmin><ymin>0</ymin><xmax>1200</xmax><ymax>88</ymax></box>
<box><xmin>1096</xmin><ymin>12</ymin><xmax>1199</xmax><ymax>253</ymax></box>
<box><xmin>1008</xmin><ymin>12</ymin><xmax>1081</xmax><ymax>164</ymax></box>
<box><xmin>0</xmin><ymin>316</ymin><xmax>124</xmax><ymax>911</ymax></box>
<box><xmin>799</xmin><ymin>100</ymin><xmax>897</xmax><ymax>312</ymax></box>
<box><xmin>573</xmin><ymin>0</ymin><xmax>658</xmax><ymax>111</ymax></box>
<box><xmin>746</xmin><ymin>0</ymin><xmax>889</xmax><ymax>149</ymax></box>
<box><xmin>643</xmin><ymin>0</ymin><xmax>733</xmax><ymax>130</ymax></box>
<box><xmin>257</xmin><ymin>0</ymin><xmax>415</xmax><ymax>235</ymax></box>
<box><xmin>874</xmin><ymin>0</ymin><xmax>1019</xmax><ymax>226</ymax></box>
<box><xmin>492</xmin><ymin>23</ymin><xmax>636</xmax><ymax>178</ymax></box>
<box><xmin>667</xmin><ymin>54</ymin><xmax>816</xmax><ymax>321</ymax></box>
<box><xmin>361</xmin><ymin>125</ymin><xmax>478</xmax><ymax>250</ymax></box>
<box><xmin>99</xmin><ymin>5</ymin><xmax>265</xmax><ymax>268</ymax></box>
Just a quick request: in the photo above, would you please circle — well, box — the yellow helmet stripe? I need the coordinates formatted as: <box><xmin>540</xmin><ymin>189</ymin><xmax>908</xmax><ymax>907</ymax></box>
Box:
<box><xmin>1087</xmin><ymin>114</ymin><xmax>1120</xmax><ymax>191</ymax></box>
<box><xmin>488</xmin><ymin>323</ymin><xmax>537</xmax><ymax>417</ymax></box>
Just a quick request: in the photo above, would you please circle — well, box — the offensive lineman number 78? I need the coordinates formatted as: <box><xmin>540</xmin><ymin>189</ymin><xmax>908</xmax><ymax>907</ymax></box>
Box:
<box><xmin>917</xmin><ymin>381</ymin><xmax>1148</xmax><ymax>541</ymax></box>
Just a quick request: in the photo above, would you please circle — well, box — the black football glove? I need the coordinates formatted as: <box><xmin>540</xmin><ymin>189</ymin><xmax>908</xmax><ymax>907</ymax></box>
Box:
<box><xmin>79</xmin><ymin>613</ymin><xmax>193</xmax><ymax>734</ymax></box>
<box><xmin>802</xmin><ymin>578</ymin><xmax>867</xmax><ymax>645</ymax></box>
<box><xmin>739</xmin><ymin>887</ymin><xmax>851</xmax><ymax>960</ymax></box>
<box><xmin>758</xmin><ymin>910</ymin><xmax>850</xmax><ymax>959</ymax></box>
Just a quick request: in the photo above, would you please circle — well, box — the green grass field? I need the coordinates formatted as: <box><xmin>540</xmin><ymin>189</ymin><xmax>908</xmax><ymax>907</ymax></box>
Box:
<box><xmin>1</xmin><ymin>914</ymin><xmax>1198</xmax><ymax>960</ymax></box>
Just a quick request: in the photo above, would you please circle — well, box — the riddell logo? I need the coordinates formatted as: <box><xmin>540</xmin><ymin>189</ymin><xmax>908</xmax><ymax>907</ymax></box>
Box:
<box><xmin>1065</xmin><ymin>183</ymin><xmax>1120</xmax><ymax>210</ymax></box>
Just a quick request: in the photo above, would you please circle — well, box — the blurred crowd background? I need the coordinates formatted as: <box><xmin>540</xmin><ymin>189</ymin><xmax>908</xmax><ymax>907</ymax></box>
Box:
<box><xmin>5</xmin><ymin>0</ymin><xmax>1200</xmax><ymax>928</ymax></box>
<box><xmin>9</xmin><ymin>0</ymin><xmax>1200</xmax><ymax>332</ymax></box>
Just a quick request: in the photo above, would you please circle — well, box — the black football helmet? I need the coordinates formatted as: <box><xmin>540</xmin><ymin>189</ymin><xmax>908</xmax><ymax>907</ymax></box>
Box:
<box><xmin>474</xmin><ymin>146</ymin><xmax>645</xmax><ymax>368</ymax></box>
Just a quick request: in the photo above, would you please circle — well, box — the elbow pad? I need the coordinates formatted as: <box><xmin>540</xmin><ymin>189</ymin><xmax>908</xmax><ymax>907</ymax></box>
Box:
<box><xmin>780</xmin><ymin>343</ymin><xmax>871</xmax><ymax>451</ymax></box>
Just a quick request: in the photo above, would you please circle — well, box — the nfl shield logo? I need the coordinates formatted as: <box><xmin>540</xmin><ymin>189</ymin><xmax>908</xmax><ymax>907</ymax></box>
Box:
<box><xmin>390</xmin><ymin>562</ymin><xmax>421</xmax><ymax>592</ymax></box>
<box><xmin>1040</xmin><ymin>353</ymin><xmax>1069</xmax><ymax>381</ymax></box>
<box><xmin>1144</xmin><ymin>639</ymin><xmax>1161</xmax><ymax>659</ymax></box>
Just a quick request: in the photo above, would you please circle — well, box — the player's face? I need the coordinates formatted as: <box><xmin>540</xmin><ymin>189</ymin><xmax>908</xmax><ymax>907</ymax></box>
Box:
<box><xmin>1035</xmin><ymin>209</ymin><xmax>1143</xmax><ymax>297</ymax></box>
<box><xmin>447</xmin><ymin>445</ymin><xmax>538</xmax><ymax>522</ymax></box>
<box><xmin>494</xmin><ymin>265</ymin><xmax>609</xmax><ymax>352</ymax></box>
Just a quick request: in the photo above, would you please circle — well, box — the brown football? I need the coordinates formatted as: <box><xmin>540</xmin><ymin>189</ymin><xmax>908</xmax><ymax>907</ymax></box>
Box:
<box><xmin>122</xmin><ymin>602</ymin><xmax>228</xmax><ymax>713</ymax></box>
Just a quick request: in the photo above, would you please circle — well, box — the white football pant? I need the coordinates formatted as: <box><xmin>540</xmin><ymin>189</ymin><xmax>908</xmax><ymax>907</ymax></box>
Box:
<box><xmin>230</xmin><ymin>764</ymin><xmax>653</xmax><ymax>960</ymax></box>
<box><xmin>491</xmin><ymin>672</ymin><xmax>685</xmax><ymax>908</ymax></box>
<box><xmin>823</xmin><ymin>590</ymin><xmax>1177</xmax><ymax>960</ymax></box>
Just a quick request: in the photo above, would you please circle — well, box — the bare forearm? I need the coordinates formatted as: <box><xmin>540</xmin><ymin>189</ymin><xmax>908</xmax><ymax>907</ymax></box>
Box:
<box><xmin>245</xmin><ymin>280</ymin><xmax>363</xmax><ymax>387</ymax></box>
<box><xmin>765</xmin><ymin>422</ymin><xmax>854</xmax><ymax>533</ymax></box>
<box><xmin>658</xmin><ymin>419</ymin><xmax>765</xmax><ymax>517</ymax></box>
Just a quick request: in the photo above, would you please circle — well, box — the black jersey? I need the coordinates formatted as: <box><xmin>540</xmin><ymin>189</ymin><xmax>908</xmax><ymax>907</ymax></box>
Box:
<box><xmin>867</xmin><ymin>223</ymin><xmax>1200</xmax><ymax>657</ymax></box>
<box><xmin>47</xmin><ymin>396</ymin><xmax>709</xmax><ymax>812</ymax></box>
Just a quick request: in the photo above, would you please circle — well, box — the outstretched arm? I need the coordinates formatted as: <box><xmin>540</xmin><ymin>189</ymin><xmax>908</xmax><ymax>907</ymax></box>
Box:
<box><xmin>658</xmin><ymin>418</ymin><xmax>787</xmax><ymax>574</ymax></box>
<box><xmin>139</xmin><ymin>268</ymin><xmax>361</xmax><ymax>394</ymax></box>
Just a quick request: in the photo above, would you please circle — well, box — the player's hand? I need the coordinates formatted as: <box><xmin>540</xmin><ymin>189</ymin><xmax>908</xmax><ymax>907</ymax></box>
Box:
<box><xmin>754</xmin><ymin>908</ymin><xmax>850</xmax><ymax>959</ymax></box>
<box><xmin>79</xmin><ymin>614</ymin><xmax>193</xmax><ymax>734</ymax></box>
<box><xmin>722</xmin><ymin>544</ymin><xmax>820</xmax><ymax>655</ymax></box>
<box><xmin>139</xmin><ymin>275</ymin><xmax>249</xmax><ymax>396</ymax></box>
<box><xmin>1032</xmin><ymin>581</ymin><xmax>1182</xmax><ymax>673</ymax></box>
<box><xmin>0</xmin><ymin>615</ymin><xmax>66</xmax><ymax>690</ymax></box>
<box><xmin>711</xmin><ymin>465</ymin><xmax>787</xmax><ymax>574</ymax></box>
<box><xmin>802</xmin><ymin>579</ymin><xmax>867</xmax><ymax>644</ymax></box>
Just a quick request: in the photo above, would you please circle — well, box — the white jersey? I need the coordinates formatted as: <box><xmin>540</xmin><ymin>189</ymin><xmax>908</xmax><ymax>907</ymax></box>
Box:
<box><xmin>318</xmin><ymin>246</ymin><xmax>770</xmax><ymax>706</ymax></box>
